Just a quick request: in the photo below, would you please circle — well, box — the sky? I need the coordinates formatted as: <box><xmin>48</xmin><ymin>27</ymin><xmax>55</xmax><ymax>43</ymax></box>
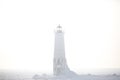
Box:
<box><xmin>0</xmin><ymin>0</ymin><xmax>120</xmax><ymax>74</ymax></box>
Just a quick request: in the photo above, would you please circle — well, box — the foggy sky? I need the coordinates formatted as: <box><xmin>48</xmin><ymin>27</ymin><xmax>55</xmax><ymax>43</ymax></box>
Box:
<box><xmin>0</xmin><ymin>0</ymin><xmax>120</xmax><ymax>74</ymax></box>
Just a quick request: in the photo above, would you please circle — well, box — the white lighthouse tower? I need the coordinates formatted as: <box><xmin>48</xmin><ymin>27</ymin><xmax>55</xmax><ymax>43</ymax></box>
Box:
<box><xmin>53</xmin><ymin>25</ymin><xmax>76</xmax><ymax>76</ymax></box>
<box><xmin>53</xmin><ymin>25</ymin><xmax>69</xmax><ymax>76</ymax></box>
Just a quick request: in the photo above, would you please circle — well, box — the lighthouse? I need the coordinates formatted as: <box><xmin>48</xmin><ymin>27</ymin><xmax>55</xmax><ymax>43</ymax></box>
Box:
<box><xmin>53</xmin><ymin>25</ymin><xmax>77</xmax><ymax>77</ymax></box>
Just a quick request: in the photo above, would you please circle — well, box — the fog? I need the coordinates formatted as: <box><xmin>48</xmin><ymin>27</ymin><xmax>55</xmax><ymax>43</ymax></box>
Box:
<box><xmin>0</xmin><ymin>0</ymin><xmax>120</xmax><ymax>74</ymax></box>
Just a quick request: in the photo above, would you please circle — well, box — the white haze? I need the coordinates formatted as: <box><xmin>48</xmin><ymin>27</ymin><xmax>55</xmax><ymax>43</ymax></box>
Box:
<box><xmin>0</xmin><ymin>0</ymin><xmax>120</xmax><ymax>74</ymax></box>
